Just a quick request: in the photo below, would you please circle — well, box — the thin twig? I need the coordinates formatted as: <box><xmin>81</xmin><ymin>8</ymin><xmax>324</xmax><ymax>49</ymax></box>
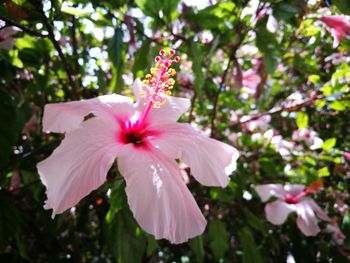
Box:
<box><xmin>210</xmin><ymin>24</ymin><xmax>245</xmax><ymax>136</ymax></box>
<box><xmin>41</xmin><ymin>11</ymin><xmax>79</xmax><ymax>99</ymax></box>
<box><xmin>239</xmin><ymin>95</ymin><xmax>321</xmax><ymax>124</ymax></box>
<box><xmin>0</xmin><ymin>15</ymin><xmax>45</xmax><ymax>37</ymax></box>
<box><xmin>188</xmin><ymin>90</ymin><xmax>197</xmax><ymax>123</ymax></box>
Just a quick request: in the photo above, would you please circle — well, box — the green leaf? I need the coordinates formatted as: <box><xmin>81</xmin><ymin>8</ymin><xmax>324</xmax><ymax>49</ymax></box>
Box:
<box><xmin>106</xmin><ymin>209</ymin><xmax>146</xmax><ymax>263</ymax></box>
<box><xmin>0</xmin><ymin>89</ymin><xmax>17</xmax><ymax>167</ymax></box>
<box><xmin>243</xmin><ymin>209</ymin><xmax>267</xmax><ymax>233</ymax></box>
<box><xmin>105</xmin><ymin>180</ymin><xmax>126</xmax><ymax>222</ymax></box>
<box><xmin>108</xmin><ymin>26</ymin><xmax>125</xmax><ymax>92</ymax></box>
<box><xmin>61</xmin><ymin>6</ymin><xmax>86</xmax><ymax>17</ymax></box>
<box><xmin>135</xmin><ymin>0</ymin><xmax>160</xmax><ymax>18</ymax></box>
<box><xmin>273</xmin><ymin>2</ymin><xmax>299</xmax><ymax>20</ymax></box>
<box><xmin>322</xmin><ymin>138</ymin><xmax>337</xmax><ymax>151</ymax></box>
<box><xmin>133</xmin><ymin>39</ymin><xmax>151</xmax><ymax>77</ymax></box>
<box><xmin>184</xmin><ymin>2</ymin><xmax>236</xmax><ymax>30</ymax></box>
<box><xmin>317</xmin><ymin>167</ymin><xmax>330</xmax><ymax>177</ymax></box>
<box><xmin>341</xmin><ymin>211</ymin><xmax>350</xmax><ymax>247</ymax></box>
<box><xmin>108</xmin><ymin>26</ymin><xmax>124</xmax><ymax>69</ymax></box>
<box><xmin>208</xmin><ymin>219</ymin><xmax>229</xmax><ymax>260</ymax></box>
<box><xmin>161</xmin><ymin>0</ymin><xmax>180</xmax><ymax>22</ymax></box>
<box><xmin>333</xmin><ymin>0</ymin><xmax>350</xmax><ymax>15</ymax></box>
<box><xmin>315</xmin><ymin>99</ymin><xmax>326</xmax><ymax>108</ymax></box>
<box><xmin>191</xmin><ymin>40</ymin><xmax>205</xmax><ymax>93</ymax></box>
<box><xmin>105</xmin><ymin>183</ymin><xmax>146</xmax><ymax>263</ymax></box>
<box><xmin>238</xmin><ymin>228</ymin><xmax>263</xmax><ymax>263</ymax></box>
<box><xmin>308</xmin><ymin>74</ymin><xmax>320</xmax><ymax>84</ymax></box>
<box><xmin>189</xmin><ymin>235</ymin><xmax>205</xmax><ymax>263</ymax></box>
<box><xmin>330</xmin><ymin>101</ymin><xmax>347</xmax><ymax>111</ymax></box>
<box><xmin>0</xmin><ymin>192</ymin><xmax>20</xmax><ymax>250</ymax></box>
<box><xmin>296</xmin><ymin>112</ymin><xmax>309</xmax><ymax>129</ymax></box>
<box><xmin>145</xmin><ymin>233</ymin><xmax>158</xmax><ymax>257</ymax></box>
<box><xmin>256</xmin><ymin>19</ymin><xmax>280</xmax><ymax>73</ymax></box>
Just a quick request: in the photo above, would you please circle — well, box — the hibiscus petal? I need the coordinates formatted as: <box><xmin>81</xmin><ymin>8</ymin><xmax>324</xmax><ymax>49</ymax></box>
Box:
<box><xmin>117</xmin><ymin>145</ymin><xmax>206</xmax><ymax>244</ymax></box>
<box><xmin>149</xmin><ymin>123</ymin><xmax>239</xmax><ymax>187</ymax></box>
<box><xmin>43</xmin><ymin>94</ymin><xmax>134</xmax><ymax>133</ymax></box>
<box><xmin>37</xmin><ymin>118</ymin><xmax>120</xmax><ymax>216</ymax></box>
<box><xmin>265</xmin><ymin>200</ymin><xmax>295</xmax><ymax>225</ymax></box>
<box><xmin>255</xmin><ymin>184</ymin><xmax>285</xmax><ymax>202</ymax></box>
<box><xmin>132</xmin><ymin>79</ymin><xmax>190</xmax><ymax>124</ymax></box>
<box><xmin>302</xmin><ymin>198</ymin><xmax>331</xmax><ymax>222</ymax></box>
<box><xmin>283</xmin><ymin>184</ymin><xmax>305</xmax><ymax>196</ymax></box>
<box><xmin>295</xmin><ymin>200</ymin><xmax>320</xmax><ymax>236</ymax></box>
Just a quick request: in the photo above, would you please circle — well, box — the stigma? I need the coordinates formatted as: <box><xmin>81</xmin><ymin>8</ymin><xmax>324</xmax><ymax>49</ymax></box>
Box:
<box><xmin>140</xmin><ymin>49</ymin><xmax>180</xmax><ymax>108</ymax></box>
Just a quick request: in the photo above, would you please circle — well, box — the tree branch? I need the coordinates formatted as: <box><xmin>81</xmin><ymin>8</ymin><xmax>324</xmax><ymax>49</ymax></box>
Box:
<box><xmin>210</xmin><ymin>23</ymin><xmax>245</xmax><ymax>136</ymax></box>
<box><xmin>41</xmin><ymin>12</ymin><xmax>79</xmax><ymax>99</ymax></box>
<box><xmin>0</xmin><ymin>15</ymin><xmax>45</xmax><ymax>37</ymax></box>
<box><xmin>239</xmin><ymin>94</ymin><xmax>321</xmax><ymax>124</ymax></box>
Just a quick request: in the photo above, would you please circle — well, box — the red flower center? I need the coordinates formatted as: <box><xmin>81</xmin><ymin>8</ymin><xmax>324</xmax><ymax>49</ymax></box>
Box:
<box><xmin>285</xmin><ymin>195</ymin><xmax>298</xmax><ymax>204</ymax></box>
<box><xmin>118</xmin><ymin>122</ymin><xmax>160</xmax><ymax>149</ymax></box>
<box><xmin>122</xmin><ymin>129</ymin><xmax>145</xmax><ymax>146</ymax></box>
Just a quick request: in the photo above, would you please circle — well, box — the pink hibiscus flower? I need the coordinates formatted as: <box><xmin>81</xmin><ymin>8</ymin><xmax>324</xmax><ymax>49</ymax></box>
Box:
<box><xmin>319</xmin><ymin>16</ymin><xmax>350</xmax><ymax>47</ymax></box>
<box><xmin>325</xmin><ymin>224</ymin><xmax>346</xmax><ymax>245</ymax></box>
<box><xmin>343</xmin><ymin>151</ymin><xmax>350</xmax><ymax>162</ymax></box>
<box><xmin>255</xmin><ymin>182</ymin><xmax>330</xmax><ymax>236</ymax></box>
<box><xmin>0</xmin><ymin>26</ymin><xmax>18</xmax><ymax>50</ymax></box>
<box><xmin>37</xmin><ymin>50</ymin><xmax>239</xmax><ymax>244</ymax></box>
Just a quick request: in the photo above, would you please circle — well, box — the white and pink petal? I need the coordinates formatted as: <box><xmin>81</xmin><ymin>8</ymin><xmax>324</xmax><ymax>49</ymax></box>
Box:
<box><xmin>264</xmin><ymin>200</ymin><xmax>295</xmax><ymax>225</ymax></box>
<box><xmin>295</xmin><ymin>200</ymin><xmax>321</xmax><ymax>236</ymax></box>
<box><xmin>37</xmin><ymin>118</ymin><xmax>120</xmax><ymax>216</ymax></box>
<box><xmin>149</xmin><ymin>123</ymin><xmax>239</xmax><ymax>187</ymax></box>
<box><xmin>255</xmin><ymin>184</ymin><xmax>285</xmax><ymax>202</ymax></box>
<box><xmin>117</xmin><ymin>144</ymin><xmax>206</xmax><ymax>244</ymax></box>
<box><xmin>302</xmin><ymin>198</ymin><xmax>331</xmax><ymax>222</ymax></box>
<box><xmin>43</xmin><ymin>94</ymin><xmax>134</xmax><ymax>133</ymax></box>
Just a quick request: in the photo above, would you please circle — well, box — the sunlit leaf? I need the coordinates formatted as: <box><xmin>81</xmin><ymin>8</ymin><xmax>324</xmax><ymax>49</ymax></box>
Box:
<box><xmin>208</xmin><ymin>219</ymin><xmax>229</xmax><ymax>260</ymax></box>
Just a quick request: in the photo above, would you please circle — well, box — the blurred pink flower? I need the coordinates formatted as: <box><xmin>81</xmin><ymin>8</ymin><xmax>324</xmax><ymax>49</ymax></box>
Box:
<box><xmin>241</xmin><ymin>114</ymin><xmax>271</xmax><ymax>132</ymax></box>
<box><xmin>319</xmin><ymin>16</ymin><xmax>350</xmax><ymax>47</ymax></box>
<box><xmin>325</xmin><ymin>52</ymin><xmax>345</xmax><ymax>65</ymax></box>
<box><xmin>255</xmin><ymin>182</ymin><xmax>330</xmax><ymax>236</ymax></box>
<box><xmin>325</xmin><ymin>224</ymin><xmax>346</xmax><ymax>245</ymax></box>
<box><xmin>269</xmin><ymin>134</ymin><xmax>294</xmax><ymax>159</ymax></box>
<box><xmin>242</xmin><ymin>69</ymin><xmax>262</xmax><ymax>94</ymax></box>
<box><xmin>37</xmin><ymin>50</ymin><xmax>239</xmax><ymax>244</ymax></box>
<box><xmin>292</xmin><ymin>128</ymin><xmax>323</xmax><ymax>150</ymax></box>
<box><xmin>177</xmin><ymin>72</ymin><xmax>194</xmax><ymax>85</ymax></box>
<box><xmin>343</xmin><ymin>152</ymin><xmax>350</xmax><ymax>162</ymax></box>
<box><xmin>0</xmin><ymin>26</ymin><xmax>18</xmax><ymax>50</ymax></box>
<box><xmin>10</xmin><ymin>170</ymin><xmax>21</xmax><ymax>194</ymax></box>
<box><xmin>240</xmin><ymin>58</ymin><xmax>265</xmax><ymax>98</ymax></box>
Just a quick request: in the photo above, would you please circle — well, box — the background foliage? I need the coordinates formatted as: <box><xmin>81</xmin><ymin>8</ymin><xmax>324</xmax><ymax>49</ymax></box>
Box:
<box><xmin>1</xmin><ymin>0</ymin><xmax>350</xmax><ymax>262</ymax></box>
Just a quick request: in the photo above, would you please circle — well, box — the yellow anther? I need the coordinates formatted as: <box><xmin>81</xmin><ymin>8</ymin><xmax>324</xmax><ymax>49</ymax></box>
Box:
<box><xmin>140</xmin><ymin>49</ymin><xmax>180</xmax><ymax>109</ymax></box>
<box><xmin>169</xmin><ymin>68</ymin><xmax>176</xmax><ymax>76</ymax></box>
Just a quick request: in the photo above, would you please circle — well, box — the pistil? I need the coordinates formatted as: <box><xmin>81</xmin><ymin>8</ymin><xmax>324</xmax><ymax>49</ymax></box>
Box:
<box><xmin>136</xmin><ymin>49</ymin><xmax>179</xmax><ymax>128</ymax></box>
<box><xmin>285</xmin><ymin>181</ymin><xmax>323</xmax><ymax>204</ymax></box>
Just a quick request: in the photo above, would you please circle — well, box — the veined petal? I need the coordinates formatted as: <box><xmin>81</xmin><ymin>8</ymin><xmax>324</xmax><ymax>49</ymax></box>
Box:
<box><xmin>43</xmin><ymin>94</ymin><xmax>134</xmax><ymax>133</ymax></box>
<box><xmin>132</xmin><ymin>79</ymin><xmax>190</xmax><ymax>124</ymax></box>
<box><xmin>149</xmin><ymin>123</ymin><xmax>239</xmax><ymax>187</ymax></box>
<box><xmin>37</xmin><ymin>118</ymin><xmax>120</xmax><ymax>216</ymax></box>
<box><xmin>302</xmin><ymin>198</ymin><xmax>331</xmax><ymax>222</ymax></box>
<box><xmin>255</xmin><ymin>184</ymin><xmax>285</xmax><ymax>202</ymax></box>
<box><xmin>117</xmin><ymin>145</ymin><xmax>206</xmax><ymax>244</ymax></box>
<box><xmin>295</xmin><ymin>200</ymin><xmax>320</xmax><ymax>236</ymax></box>
<box><xmin>265</xmin><ymin>200</ymin><xmax>295</xmax><ymax>225</ymax></box>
